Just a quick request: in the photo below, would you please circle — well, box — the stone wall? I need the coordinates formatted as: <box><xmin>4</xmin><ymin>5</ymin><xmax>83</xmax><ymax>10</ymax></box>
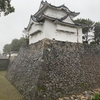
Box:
<box><xmin>6</xmin><ymin>39</ymin><xmax>100</xmax><ymax>100</ymax></box>
<box><xmin>0</xmin><ymin>59</ymin><xmax>9</xmax><ymax>70</ymax></box>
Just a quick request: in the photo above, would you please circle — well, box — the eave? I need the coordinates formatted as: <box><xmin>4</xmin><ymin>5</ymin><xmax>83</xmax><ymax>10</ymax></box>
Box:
<box><xmin>54</xmin><ymin>20</ymin><xmax>82</xmax><ymax>28</ymax></box>
<box><xmin>24</xmin><ymin>15</ymin><xmax>43</xmax><ymax>32</ymax></box>
<box><xmin>30</xmin><ymin>30</ymin><xmax>41</xmax><ymax>36</ymax></box>
<box><xmin>38</xmin><ymin>14</ymin><xmax>56</xmax><ymax>21</ymax></box>
<box><xmin>70</xmin><ymin>12</ymin><xmax>80</xmax><ymax>17</ymax></box>
<box><xmin>61</xmin><ymin>14</ymin><xmax>75</xmax><ymax>24</ymax></box>
<box><xmin>36</xmin><ymin>14</ymin><xmax>82</xmax><ymax>28</ymax></box>
<box><xmin>37</xmin><ymin>14</ymin><xmax>74</xmax><ymax>23</ymax></box>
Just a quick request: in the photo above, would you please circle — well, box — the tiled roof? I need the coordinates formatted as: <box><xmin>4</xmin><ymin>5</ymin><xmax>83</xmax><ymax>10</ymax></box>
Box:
<box><xmin>24</xmin><ymin>1</ymin><xmax>82</xmax><ymax>32</ymax></box>
<box><xmin>31</xmin><ymin>14</ymin><xmax>83</xmax><ymax>28</ymax></box>
<box><xmin>34</xmin><ymin>1</ymin><xmax>79</xmax><ymax>17</ymax></box>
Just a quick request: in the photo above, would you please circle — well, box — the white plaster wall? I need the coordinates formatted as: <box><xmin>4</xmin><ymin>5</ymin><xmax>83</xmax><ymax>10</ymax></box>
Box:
<box><xmin>43</xmin><ymin>19</ymin><xmax>56</xmax><ymax>39</ymax></box>
<box><xmin>43</xmin><ymin>19</ymin><xmax>82</xmax><ymax>43</ymax></box>
<box><xmin>57</xmin><ymin>31</ymin><xmax>82</xmax><ymax>43</ymax></box>
<box><xmin>70</xmin><ymin>15</ymin><xmax>74</xmax><ymax>19</ymax></box>
<box><xmin>45</xmin><ymin>8</ymin><xmax>67</xmax><ymax>19</ymax></box>
<box><xmin>44</xmin><ymin>8</ymin><xmax>75</xmax><ymax>24</ymax></box>
<box><xmin>28</xmin><ymin>24</ymin><xmax>42</xmax><ymax>35</ymax></box>
<box><xmin>29</xmin><ymin>31</ymin><xmax>45</xmax><ymax>44</ymax></box>
<box><xmin>7</xmin><ymin>53</ymin><xmax>18</xmax><ymax>58</ymax></box>
<box><xmin>28</xmin><ymin>19</ymin><xmax>82</xmax><ymax>44</ymax></box>
<box><xmin>77</xmin><ymin>28</ymin><xmax>82</xmax><ymax>43</ymax></box>
<box><xmin>29</xmin><ymin>19</ymin><xmax>56</xmax><ymax>44</ymax></box>
<box><xmin>55</xmin><ymin>24</ymin><xmax>78</xmax><ymax>42</ymax></box>
<box><xmin>63</xmin><ymin>16</ymin><xmax>75</xmax><ymax>24</ymax></box>
<box><xmin>44</xmin><ymin>7</ymin><xmax>78</xmax><ymax>20</ymax></box>
<box><xmin>28</xmin><ymin>24</ymin><xmax>45</xmax><ymax>44</ymax></box>
<box><xmin>11</xmin><ymin>53</ymin><xmax>18</xmax><ymax>57</ymax></box>
<box><xmin>55</xmin><ymin>31</ymin><xmax>77</xmax><ymax>42</ymax></box>
<box><xmin>56</xmin><ymin>24</ymin><xmax>77</xmax><ymax>33</ymax></box>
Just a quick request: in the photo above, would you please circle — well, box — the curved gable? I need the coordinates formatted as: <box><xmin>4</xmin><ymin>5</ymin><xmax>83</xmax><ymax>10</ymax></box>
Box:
<box><xmin>62</xmin><ymin>15</ymin><xmax>75</xmax><ymax>24</ymax></box>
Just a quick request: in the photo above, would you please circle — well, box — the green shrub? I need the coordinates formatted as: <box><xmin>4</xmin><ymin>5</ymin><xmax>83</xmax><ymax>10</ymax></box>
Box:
<box><xmin>83</xmin><ymin>41</ymin><xmax>88</xmax><ymax>44</ymax></box>
<box><xmin>92</xmin><ymin>93</ymin><xmax>100</xmax><ymax>100</ymax></box>
<box><xmin>37</xmin><ymin>86</ymin><xmax>46</xmax><ymax>91</ymax></box>
<box><xmin>90</xmin><ymin>41</ymin><xmax>96</xmax><ymax>44</ymax></box>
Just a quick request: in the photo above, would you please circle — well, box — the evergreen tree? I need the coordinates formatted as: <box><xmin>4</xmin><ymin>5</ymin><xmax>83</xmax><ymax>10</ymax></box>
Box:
<box><xmin>3</xmin><ymin>37</ymin><xmax>27</xmax><ymax>53</ymax></box>
<box><xmin>0</xmin><ymin>0</ymin><xmax>15</xmax><ymax>16</ymax></box>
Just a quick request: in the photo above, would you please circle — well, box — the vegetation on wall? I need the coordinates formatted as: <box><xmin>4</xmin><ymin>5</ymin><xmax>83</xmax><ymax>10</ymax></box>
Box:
<box><xmin>92</xmin><ymin>93</ymin><xmax>100</xmax><ymax>100</ymax></box>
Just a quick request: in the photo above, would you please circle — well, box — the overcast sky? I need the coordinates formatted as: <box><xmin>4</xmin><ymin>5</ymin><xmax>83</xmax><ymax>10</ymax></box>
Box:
<box><xmin>0</xmin><ymin>0</ymin><xmax>100</xmax><ymax>53</ymax></box>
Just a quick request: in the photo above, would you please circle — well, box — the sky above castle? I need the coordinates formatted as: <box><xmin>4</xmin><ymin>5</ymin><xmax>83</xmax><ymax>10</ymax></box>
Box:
<box><xmin>0</xmin><ymin>0</ymin><xmax>100</xmax><ymax>53</ymax></box>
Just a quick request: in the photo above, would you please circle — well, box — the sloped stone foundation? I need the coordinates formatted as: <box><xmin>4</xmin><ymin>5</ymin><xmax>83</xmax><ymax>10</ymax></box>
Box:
<box><xmin>6</xmin><ymin>39</ymin><xmax>100</xmax><ymax>100</ymax></box>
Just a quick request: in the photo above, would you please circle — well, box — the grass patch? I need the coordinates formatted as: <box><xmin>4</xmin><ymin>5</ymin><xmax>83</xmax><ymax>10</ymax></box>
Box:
<box><xmin>92</xmin><ymin>93</ymin><xmax>100</xmax><ymax>100</ymax></box>
<box><xmin>79</xmin><ymin>83</ymin><xmax>85</xmax><ymax>88</ymax></box>
<box><xmin>0</xmin><ymin>71</ymin><xmax>23</xmax><ymax>100</ymax></box>
<box><xmin>37</xmin><ymin>86</ymin><xmax>46</xmax><ymax>91</ymax></box>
